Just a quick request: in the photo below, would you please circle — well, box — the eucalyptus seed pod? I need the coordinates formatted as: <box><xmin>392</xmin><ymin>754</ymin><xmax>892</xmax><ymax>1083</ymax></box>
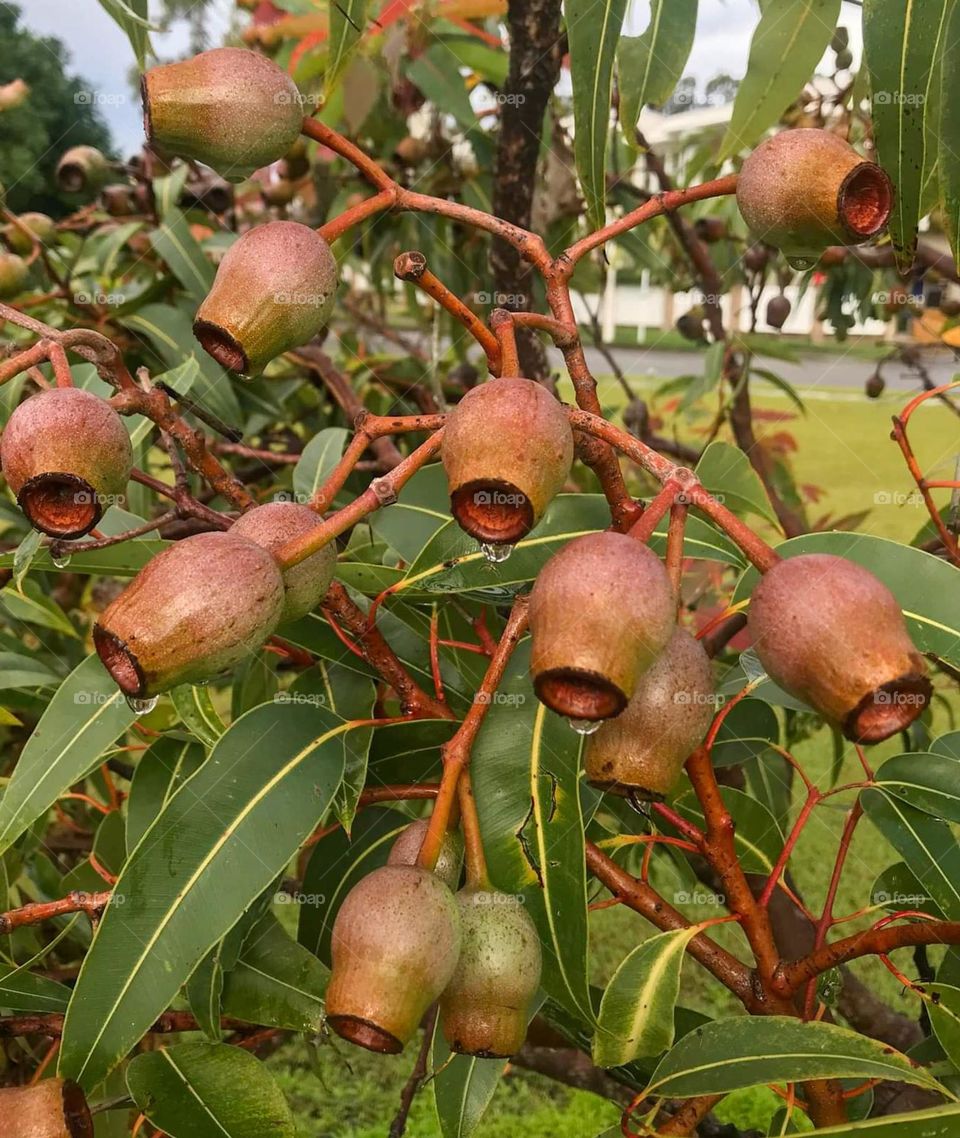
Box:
<box><xmin>747</xmin><ymin>553</ymin><xmax>930</xmax><ymax>743</ymax></box>
<box><xmin>766</xmin><ymin>295</ymin><xmax>791</xmax><ymax>330</ymax></box>
<box><xmin>325</xmin><ymin>865</ymin><xmax>462</xmax><ymax>1053</ymax></box>
<box><xmin>56</xmin><ymin>146</ymin><xmax>110</xmax><ymax>196</ymax></box>
<box><xmin>440</xmin><ymin>888</ymin><xmax>541</xmax><ymax>1058</ymax></box>
<box><xmin>1</xmin><ymin>388</ymin><xmax>133</xmax><ymax>539</ymax></box>
<box><xmin>529</xmin><ymin>532</ymin><xmax>676</xmax><ymax>721</ymax></box>
<box><xmin>743</xmin><ymin>243</ymin><xmax>770</xmax><ymax>274</ymax></box>
<box><xmin>387</xmin><ymin>819</ymin><xmax>464</xmax><ymax>890</ymax></box>
<box><xmin>585</xmin><ymin>628</ymin><xmax>714</xmax><ymax>798</ymax></box>
<box><xmin>141</xmin><ymin>47</ymin><xmax>304</xmax><ymax>180</ymax></box>
<box><xmin>442</xmin><ymin>377</ymin><xmax>573</xmax><ymax>545</ymax></box>
<box><xmin>5</xmin><ymin>212</ymin><xmax>56</xmax><ymax>254</ymax></box>
<box><xmin>193</xmin><ymin>221</ymin><xmax>337</xmax><ymax>376</ymax></box>
<box><xmin>737</xmin><ymin>130</ymin><xmax>893</xmax><ymax>265</ymax></box>
<box><xmin>676</xmin><ymin>309</ymin><xmax>706</xmax><ymax>342</ymax></box>
<box><xmin>94</xmin><ymin>531</ymin><xmax>285</xmax><ymax>697</ymax></box>
<box><xmin>0</xmin><ymin>252</ymin><xmax>28</xmax><ymax>298</ymax></box>
<box><xmin>0</xmin><ymin>1078</ymin><xmax>93</xmax><ymax>1138</ymax></box>
<box><xmin>864</xmin><ymin>372</ymin><xmax>885</xmax><ymax>399</ymax></box>
<box><xmin>694</xmin><ymin>216</ymin><xmax>727</xmax><ymax>243</ymax></box>
<box><xmin>230</xmin><ymin>500</ymin><xmax>335</xmax><ymax>622</ymax></box>
<box><xmin>263</xmin><ymin>179</ymin><xmax>296</xmax><ymax>207</ymax></box>
<box><xmin>101</xmin><ymin>184</ymin><xmax>137</xmax><ymax>217</ymax></box>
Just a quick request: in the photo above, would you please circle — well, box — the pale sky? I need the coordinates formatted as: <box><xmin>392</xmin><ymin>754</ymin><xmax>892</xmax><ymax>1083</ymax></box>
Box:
<box><xmin>12</xmin><ymin>0</ymin><xmax>865</xmax><ymax>155</ymax></box>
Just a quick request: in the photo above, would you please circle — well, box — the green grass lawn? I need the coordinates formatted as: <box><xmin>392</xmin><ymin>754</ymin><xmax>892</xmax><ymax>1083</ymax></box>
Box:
<box><xmin>268</xmin><ymin>377</ymin><xmax>957</xmax><ymax>1135</ymax></box>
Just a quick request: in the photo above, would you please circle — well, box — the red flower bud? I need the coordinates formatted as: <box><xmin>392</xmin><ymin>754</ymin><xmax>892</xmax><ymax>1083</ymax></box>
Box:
<box><xmin>325</xmin><ymin>865</ymin><xmax>461</xmax><ymax>1053</ymax></box>
<box><xmin>193</xmin><ymin>221</ymin><xmax>337</xmax><ymax>376</ymax></box>
<box><xmin>94</xmin><ymin>532</ymin><xmax>285</xmax><ymax>697</ymax></box>
<box><xmin>230</xmin><ymin>501</ymin><xmax>335</xmax><ymax>622</ymax></box>
<box><xmin>737</xmin><ymin>130</ymin><xmax>892</xmax><ymax>264</ymax></box>
<box><xmin>1</xmin><ymin>388</ymin><xmax>133</xmax><ymax>539</ymax></box>
<box><xmin>529</xmin><ymin>532</ymin><xmax>676</xmax><ymax>720</ymax></box>
<box><xmin>141</xmin><ymin>48</ymin><xmax>304</xmax><ymax>181</ymax></box>
<box><xmin>387</xmin><ymin>818</ymin><xmax>464</xmax><ymax>890</ymax></box>
<box><xmin>585</xmin><ymin>628</ymin><xmax>714</xmax><ymax>798</ymax></box>
<box><xmin>0</xmin><ymin>1078</ymin><xmax>93</xmax><ymax>1138</ymax></box>
<box><xmin>440</xmin><ymin>888</ymin><xmax>541</xmax><ymax>1058</ymax></box>
<box><xmin>442</xmin><ymin>377</ymin><xmax>574</xmax><ymax>544</ymax></box>
<box><xmin>748</xmin><ymin>554</ymin><xmax>930</xmax><ymax>743</ymax></box>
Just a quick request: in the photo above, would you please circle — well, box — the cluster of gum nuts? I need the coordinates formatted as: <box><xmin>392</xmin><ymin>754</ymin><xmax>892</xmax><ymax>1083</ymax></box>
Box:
<box><xmin>0</xmin><ymin>46</ymin><xmax>928</xmax><ymax>1085</ymax></box>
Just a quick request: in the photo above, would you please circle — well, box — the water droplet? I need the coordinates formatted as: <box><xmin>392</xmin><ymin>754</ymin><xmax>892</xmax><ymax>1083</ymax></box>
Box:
<box><xmin>567</xmin><ymin>717</ymin><xmax>602</xmax><ymax>736</ymax></box>
<box><xmin>125</xmin><ymin>694</ymin><xmax>158</xmax><ymax>715</ymax></box>
<box><xmin>480</xmin><ymin>542</ymin><xmax>514</xmax><ymax>564</ymax></box>
<box><xmin>51</xmin><ymin>551</ymin><xmax>71</xmax><ymax>569</ymax></box>
<box><xmin>786</xmin><ymin>255</ymin><xmax>817</xmax><ymax>271</ymax></box>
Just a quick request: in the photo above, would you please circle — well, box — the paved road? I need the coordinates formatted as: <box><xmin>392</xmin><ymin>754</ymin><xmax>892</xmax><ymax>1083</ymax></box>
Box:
<box><xmin>558</xmin><ymin>344</ymin><xmax>960</xmax><ymax>396</ymax></box>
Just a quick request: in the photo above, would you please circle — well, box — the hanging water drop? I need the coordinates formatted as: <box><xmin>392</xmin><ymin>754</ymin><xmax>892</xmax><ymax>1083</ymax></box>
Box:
<box><xmin>125</xmin><ymin>694</ymin><xmax>159</xmax><ymax>716</ymax></box>
<box><xmin>480</xmin><ymin>542</ymin><xmax>513</xmax><ymax>564</ymax></box>
<box><xmin>786</xmin><ymin>255</ymin><xmax>817</xmax><ymax>272</ymax></box>
<box><xmin>51</xmin><ymin>550</ymin><xmax>71</xmax><ymax>569</ymax></box>
<box><xmin>567</xmin><ymin>717</ymin><xmax>602</xmax><ymax>736</ymax></box>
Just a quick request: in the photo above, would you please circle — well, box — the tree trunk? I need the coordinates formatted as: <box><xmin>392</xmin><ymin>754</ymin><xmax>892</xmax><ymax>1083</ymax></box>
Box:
<box><xmin>490</xmin><ymin>0</ymin><xmax>563</xmax><ymax>380</ymax></box>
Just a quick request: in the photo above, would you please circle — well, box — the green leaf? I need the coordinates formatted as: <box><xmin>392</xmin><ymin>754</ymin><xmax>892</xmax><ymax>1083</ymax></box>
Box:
<box><xmin>149</xmin><ymin>208</ymin><xmax>215</xmax><ymax>300</ymax></box>
<box><xmin>472</xmin><ymin>646</ymin><xmax>594</xmax><ymax>1023</ymax></box>
<box><xmin>0</xmin><ymin>656</ymin><xmax>136</xmax><ymax>856</ymax></box>
<box><xmin>0</xmin><ymin>967</ymin><xmax>71</xmax><ymax>1013</ymax></box>
<box><xmin>327</xmin><ymin>0</ymin><xmax>369</xmax><ymax>95</ymax></box>
<box><xmin>59</xmin><ymin>702</ymin><xmax>354</xmax><ymax>1088</ymax></box>
<box><xmin>1</xmin><ymin>579</ymin><xmax>78</xmax><ymax>638</ymax></box>
<box><xmin>733</xmin><ymin>532</ymin><xmax>960</xmax><ymax>670</ymax></box>
<box><xmin>432</xmin><ymin>1028</ymin><xmax>507</xmax><ymax>1138</ymax></box>
<box><xmin>127</xmin><ymin>1042</ymin><xmax>295</xmax><ymax>1138</ymax></box>
<box><xmin>593</xmin><ymin>927</ymin><xmax>699</xmax><ymax>1068</ymax></box>
<box><xmin>672</xmin><ymin>787</ymin><xmax>783</xmax><ymax>875</ymax></box>
<box><xmin>695</xmin><ymin>440</ymin><xmax>778</xmax><ymax>526</ymax></box>
<box><xmin>862</xmin><ymin>789</ymin><xmax>960</xmax><ymax>919</ymax></box>
<box><xmin>292</xmin><ymin>426</ymin><xmax>349</xmax><ymax>504</ymax></box>
<box><xmin>567</xmin><ymin>0</ymin><xmax>628</xmax><ymax>230</ymax></box>
<box><xmin>125</xmin><ymin>736</ymin><xmax>206</xmax><ymax>853</ymax></box>
<box><xmin>170</xmin><ymin>685</ymin><xmax>227</xmax><ymax>749</ymax></box>
<box><xmin>934</xmin><ymin>731</ymin><xmax>960</xmax><ymax>761</ymax></box>
<box><xmin>711</xmin><ymin>698</ymin><xmax>779</xmax><ymax>766</ymax></box>
<box><xmin>942</xmin><ymin>0</ymin><xmax>960</xmax><ymax>264</ymax></box>
<box><xmin>185</xmin><ymin>949</ymin><xmax>224</xmax><ymax>1043</ymax></box>
<box><xmin>399</xmin><ymin>494</ymin><xmax>742</xmax><ymax>602</ymax></box>
<box><xmin>407</xmin><ymin>47</ymin><xmax>476</xmax><ymax>130</ymax></box>
<box><xmin>648</xmin><ymin>1016</ymin><xmax>947</xmax><ymax>1098</ymax></box>
<box><xmin>12</xmin><ymin>529</ymin><xmax>41</xmax><ymax>589</ymax></box>
<box><xmin>802</xmin><ymin>1103</ymin><xmax>960</xmax><ymax>1135</ymax></box>
<box><xmin>369</xmin><ymin>463</ymin><xmax>451</xmax><ymax>562</ymax></box>
<box><xmin>618</xmin><ymin>0</ymin><xmax>697</xmax><ymax>139</ymax></box>
<box><xmin>719</xmin><ymin>0</ymin><xmax>841</xmax><ymax>161</ymax></box>
<box><xmin>0</xmin><ymin>541</ymin><xmax>168</xmax><ymax>578</ymax></box>
<box><xmin>874</xmin><ymin>751</ymin><xmax>960</xmax><ymax>824</ymax></box>
<box><xmin>97</xmin><ymin>0</ymin><xmax>152</xmax><ymax>67</ymax></box>
<box><xmin>222</xmin><ymin>913</ymin><xmax>327</xmax><ymax>1033</ymax></box>
<box><xmin>0</xmin><ymin>652</ymin><xmax>60</xmax><ymax>692</ymax></box>
<box><xmin>920</xmin><ymin>982</ymin><xmax>960</xmax><ymax>1071</ymax></box>
<box><xmin>864</xmin><ymin>0</ymin><xmax>952</xmax><ymax>271</ymax></box>
<box><xmin>297</xmin><ymin>806</ymin><xmax>407</xmax><ymax>965</ymax></box>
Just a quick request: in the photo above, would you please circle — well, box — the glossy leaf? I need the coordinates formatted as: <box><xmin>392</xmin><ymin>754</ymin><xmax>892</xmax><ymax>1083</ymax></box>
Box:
<box><xmin>1</xmin><ymin>579</ymin><xmax>78</xmax><ymax>638</ymax></box>
<box><xmin>221</xmin><ymin>913</ymin><xmax>327</xmax><ymax>1033</ymax></box>
<box><xmin>941</xmin><ymin>0</ymin><xmax>960</xmax><ymax>264</ymax></box>
<box><xmin>126</xmin><ymin>736</ymin><xmax>206</xmax><ymax>853</ymax></box>
<box><xmin>874</xmin><ymin>751</ymin><xmax>960</xmax><ymax>824</ymax></box>
<box><xmin>617</xmin><ymin>0</ymin><xmax>697</xmax><ymax>138</ymax></box>
<box><xmin>432</xmin><ymin>1029</ymin><xmax>507</xmax><ymax>1138</ymax></box>
<box><xmin>733</xmin><ymin>532</ymin><xmax>960</xmax><ymax>669</ymax></box>
<box><xmin>695</xmin><ymin>441</ymin><xmax>778</xmax><ymax>526</ymax></box>
<box><xmin>0</xmin><ymin>966</ymin><xmax>71</xmax><ymax>1013</ymax></box>
<box><xmin>185</xmin><ymin>949</ymin><xmax>224</xmax><ymax>1043</ymax></box>
<box><xmin>711</xmin><ymin>698</ymin><xmax>779</xmax><ymax>766</ymax></box>
<box><xmin>170</xmin><ymin>685</ymin><xmax>226</xmax><ymax>749</ymax></box>
<box><xmin>567</xmin><ymin>0</ymin><xmax>628</xmax><ymax>230</ymax></box>
<box><xmin>97</xmin><ymin>0</ymin><xmax>151</xmax><ymax>66</ymax></box>
<box><xmin>0</xmin><ymin>540</ymin><xmax>168</xmax><ymax>578</ymax></box>
<box><xmin>292</xmin><ymin>426</ymin><xmax>349</xmax><ymax>503</ymax></box>
<box><xmin>149</xmin><ymin>207</ymin><xmax>215</xmax><ymax>300</ymax></box>
<box><xmin>0</xmin><ymin>655</ymin><xmax>136</xmax><ymax>856</ymax></box>
<box><xmin>648</xmin><ymin>1016</ymin><xmax>946</xmax><ymax>1097</ymax></box>
<box><xmin>326</xmin><ymin>0</ymin><xmax>368</xmax><ymax>95</ymax></box>
<box><xmin>127</xmin><ymin>1042</ymin><xmax>295</xmax><ymax>1138</ymax></box>
<box><xmin>59</xmin><ymin>702</ymin><xmax>354</xmax><ymax>1088</ymax></box>
<box><xmin>369</xmin><ymin>463</ymin><xmax>451</xmax><ymax>563</ymax></box>
<box><xmin>471</xmin><ymin>644</ymin><xmax>593</xmax><ymax>1023</ymax></box>
<box><xmin>593</xmin><ymin>927</ymin><xmax>699</xmax><ymax>1067</ymax></box>
<box><xmin>800</xmin><ymin>1104</ymin><xmax>960</xmax><ymax>1135</ymax></box>
<box><xmin>862</xmin><ymin>789</ymin><xmax>960</xmax><ymax>919</ymax></box>
<box><xmin>719</xmin><ymin>0</ymin><xmax>841</xmax><ymax>161</ymax></box>
<box><xmin>864</xmin><ymin>0</ymin><xmax>951</xmax><ymax>271</ymax></box>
